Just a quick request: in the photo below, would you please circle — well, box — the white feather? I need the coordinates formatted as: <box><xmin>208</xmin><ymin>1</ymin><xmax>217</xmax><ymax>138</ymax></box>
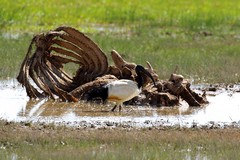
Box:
<box><xmin>106</xmin><ymin>79</ymin><xmax>141</xmax><ymax>103</ymax></box>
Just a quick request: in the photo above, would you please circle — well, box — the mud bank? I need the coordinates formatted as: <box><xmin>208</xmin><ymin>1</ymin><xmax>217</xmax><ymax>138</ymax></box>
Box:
<box><xmin>0</xmin><ymin>79</ymin><xmax>240</xmax><ymax>129</ymax></box>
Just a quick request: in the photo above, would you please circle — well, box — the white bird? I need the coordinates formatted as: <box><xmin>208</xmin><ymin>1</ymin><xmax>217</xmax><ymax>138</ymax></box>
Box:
<box><xmin>87</xmin><ymin>65</ymin><xmax>156</xmax><ymax>111</ymax></box>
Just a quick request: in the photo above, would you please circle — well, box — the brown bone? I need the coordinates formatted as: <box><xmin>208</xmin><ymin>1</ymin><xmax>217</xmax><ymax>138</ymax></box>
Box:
<box><xmin>17</xmin><ymin>26</ymin><xmax>207</xmax><ymax>107</ymax></box>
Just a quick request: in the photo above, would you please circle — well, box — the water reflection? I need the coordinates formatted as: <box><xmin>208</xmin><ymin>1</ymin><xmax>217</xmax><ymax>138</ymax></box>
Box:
<box><xmin>0</xmin><ymin>79</ymin><xmax>240</xmax><ymax>128</ymax></box>
<box><xmin>21</xmin><ymin>99</ymin><xmax>195</xmax><ymax>118</ymax></box>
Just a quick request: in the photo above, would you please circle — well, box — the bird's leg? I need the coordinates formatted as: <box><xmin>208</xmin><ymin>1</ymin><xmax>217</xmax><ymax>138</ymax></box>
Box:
<box><xmin>111</xmin><ymin>105</ymin><xmax>118</xmax><ymax>112</ymax></box>
<box><xmin>119</xmin><ymin>104</ymin><xmax>122</xmax><ymax>112</ymax></box>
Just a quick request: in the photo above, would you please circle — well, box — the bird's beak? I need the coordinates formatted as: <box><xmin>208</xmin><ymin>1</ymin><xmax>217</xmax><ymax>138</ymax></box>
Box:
<box><xmin>142</xmin><ymin>68</ymin><xmax>156</xmax><ymax>86</ymax></box>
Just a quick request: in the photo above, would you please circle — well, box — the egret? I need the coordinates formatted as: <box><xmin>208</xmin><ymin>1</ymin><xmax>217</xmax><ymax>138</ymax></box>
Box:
<box><xmin>87</xmin><ymin>65</ymin><xmax>156</xmax><ymax>111</ymax></box>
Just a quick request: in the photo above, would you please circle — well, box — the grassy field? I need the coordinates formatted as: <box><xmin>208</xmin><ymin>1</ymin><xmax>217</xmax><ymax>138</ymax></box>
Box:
<box><xmin>0</xmin><ymin>0</ymin><xmax>240</xmax><ymax>82</ymax></box>
<box><xmin>1</xmin><ymin>29</ymin><xmax>240</xmax><ymax>83</ymax></box>
<box><xmin>0</xmin><ymin>121</ymin><xmax>240</xmax><ymax>160</ymax></box>
<box><xmin>0</xmin><ymin>1</ymin><xmax>240</xmax><ymax>159</ymax></box>
<box><xmin>1</xmin><ymin>0</ymin><xmax>240</xmax><ymax>33</ymax></box>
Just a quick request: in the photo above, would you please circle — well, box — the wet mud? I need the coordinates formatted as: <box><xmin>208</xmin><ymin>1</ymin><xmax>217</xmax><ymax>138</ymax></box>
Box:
<box><xmin>1</xmin><ymin>79</ymin><xmax>240</xmax><ymax>129</ymax></box>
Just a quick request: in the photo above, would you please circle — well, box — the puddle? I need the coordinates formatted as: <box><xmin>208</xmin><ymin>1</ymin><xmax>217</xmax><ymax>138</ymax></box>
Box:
<box><xmin>0</xmin><ymin>79</ymin><xmax>240</xmax><ymax>129</ymax></box>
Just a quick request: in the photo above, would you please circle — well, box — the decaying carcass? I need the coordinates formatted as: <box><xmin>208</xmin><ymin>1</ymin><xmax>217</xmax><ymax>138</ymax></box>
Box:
<box><xmin>17</xmin><ymin>26</ymin><xmax>208</xmax><ymax>109</ymax></box>
<box><xmin>86</xmin><ymin>65</ymin><xmax>157</xmax><ymax>112</ymax></box>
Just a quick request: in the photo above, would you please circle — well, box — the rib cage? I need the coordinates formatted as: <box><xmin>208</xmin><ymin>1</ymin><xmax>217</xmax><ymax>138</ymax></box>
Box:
<box><xmin>17</xmin><ymin>26</ymin><xmax>108</xmax><ymax>101</ymax></box>
<box><xmin>17</xmin><ymin>26</ymin><xmax>207</xmax><ymax>106</ymax></box>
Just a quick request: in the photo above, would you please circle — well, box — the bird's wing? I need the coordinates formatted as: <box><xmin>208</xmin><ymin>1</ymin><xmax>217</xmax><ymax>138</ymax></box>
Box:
<box><xmin>107</xmin><ymin>80</ymin><xmax>140</xmax><ymax>102</ymax></box>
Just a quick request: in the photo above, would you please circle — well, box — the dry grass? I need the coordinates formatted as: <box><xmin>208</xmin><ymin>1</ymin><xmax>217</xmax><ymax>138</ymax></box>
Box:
<box><xmin>0</xmin><ymin>121</ymin><xmax>240</xmax><ymax>159</ymax></box>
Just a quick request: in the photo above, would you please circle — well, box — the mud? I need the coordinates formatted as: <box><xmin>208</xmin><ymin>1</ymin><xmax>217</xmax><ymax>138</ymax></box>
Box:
<box><xmin>0</xmin><ymin>79</ymin><xmax>240</xmax><ymax>129</ymax></box>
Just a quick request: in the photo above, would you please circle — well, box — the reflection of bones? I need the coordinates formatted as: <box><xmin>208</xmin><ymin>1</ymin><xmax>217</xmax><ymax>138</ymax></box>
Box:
<box><xmin>23</xmin><ymin>99</ymin><xmax>195</xmax><ymax>118</ymax></box>
<box><xmin>2</xmin><ymin>81</ymin><xmax>237</xmax><ymax>127</ymax></box>
<box><xmin>28</xmin><ymin>99</ymin><xmax>46</xmax><ymax>117</ymax></box>
<box><xmin>17</xmin><ymin>26</ymin><xmax>207</xmax><ymax>108</ymax></box>
<box><xmin>25</xmin><ymin>100</ymin><xmax>73</xmax><ymax>117</ymax></box>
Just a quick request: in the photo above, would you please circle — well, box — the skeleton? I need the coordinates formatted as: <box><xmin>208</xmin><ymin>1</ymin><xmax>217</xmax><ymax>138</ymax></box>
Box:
<box><xmin>17</xmin><ymin>26</ymin><xmax>208</xmax><ymax>106</ymax></box>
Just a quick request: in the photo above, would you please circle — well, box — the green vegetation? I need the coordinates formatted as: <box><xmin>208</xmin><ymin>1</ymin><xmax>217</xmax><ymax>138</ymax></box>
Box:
<box><xmin>0</xmin><ymin>1</ymin><xmax>240</xmax><ymax>159</ymax></box>
<box><xmin>0</xmin><ymin>35</ymin><xmax>30</xmax><ymax>78</ymax></box>
<box><xmin>1</xmin><ymin>31</ymin><xmax>240</xmax><ymax>82</ymax></box>
<box><xmin>0</xmin><ymin>0</ymin><xmax>240</xmax><ymax>82</ymax></box>
<box><xmin>0</xmin><ymin>121</ymin><xmax>240</xmax><ymax>160</ymax></box>
<box><xmin>94</xmin><ymin>31</ymin><xmax>240</xmax><ymax>83</ymax></box>
<box><xmin>1</xmin><ymin>0</ymin><xmax>240</xmax><ymax>33</ymax></box>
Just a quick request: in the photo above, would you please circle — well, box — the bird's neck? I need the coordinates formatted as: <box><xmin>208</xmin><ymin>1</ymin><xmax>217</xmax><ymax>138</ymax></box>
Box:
<box><xmin>136</xmin><ymin>75</ymin><xmax>143</xmax><ymax>89</ymax></box>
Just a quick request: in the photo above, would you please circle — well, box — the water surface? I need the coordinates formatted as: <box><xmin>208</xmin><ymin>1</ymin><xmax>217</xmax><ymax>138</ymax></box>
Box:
<box><xmin>1</xmin><ymin>79</ymin><xmax>240</xmax><ymax>128</ymax></box>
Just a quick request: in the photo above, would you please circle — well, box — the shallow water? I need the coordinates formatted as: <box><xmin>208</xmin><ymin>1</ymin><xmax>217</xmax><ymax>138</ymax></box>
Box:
<box><xmin>0</xmin><ymin>79</ymin><xmax>240</xmax><ymax>128</ymax></box>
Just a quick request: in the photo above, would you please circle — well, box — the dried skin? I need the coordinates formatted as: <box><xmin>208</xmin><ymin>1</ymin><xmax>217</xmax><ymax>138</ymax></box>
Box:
<box><xmin>70</xmin><ymin>75</ymin><xmax>118</xmax><ymax>99</ymax></box>
<box><xmin>111</xmin><ymin>50</ymin><xmax>136</xmax><ymax>70</ymax></box>
<box><xmin>17</xmin><ymin>26</ymin><xmax>207</xmax><ymax>107</ymax></box>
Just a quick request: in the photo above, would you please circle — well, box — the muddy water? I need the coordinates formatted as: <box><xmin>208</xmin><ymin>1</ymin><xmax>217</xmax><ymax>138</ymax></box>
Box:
<box><xmin>0</xmin><ymin>79</ymin><xmax>240</xmax><ymax>128</ymax></box>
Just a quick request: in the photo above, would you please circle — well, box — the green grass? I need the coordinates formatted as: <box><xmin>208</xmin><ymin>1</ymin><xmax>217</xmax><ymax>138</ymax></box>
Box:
<box><xmin>1</xmin><ymin>0</ymin><xmax>240</xmax><ymax>33</ymax></box>
<box><xmin>0</xmin><ymin>121</ymin><xmax>240</xmax><ymax>160</ymax></box>
<box><xmin>0</xmin><ymin>2</ymin><xmax>240</xmax><ymax>159</ymax></box>
<box><xmin>93</xmin><ymin>30</ymin><xmax>240</xmax><ymax>83</ymax></box>
<box><xmin>0</xmin><ymin>35</ymin><xmax>30</xmax><ymax>79</ymax></box>
<box><xmin>0</xmin><ymin>0</ymin><xmax>240</xmax><ymax>82</ymax></box>
<box><xmin>1</xmin><ymin>28</ymin><xmax>240</xmax><ymax>83</ymax></box>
